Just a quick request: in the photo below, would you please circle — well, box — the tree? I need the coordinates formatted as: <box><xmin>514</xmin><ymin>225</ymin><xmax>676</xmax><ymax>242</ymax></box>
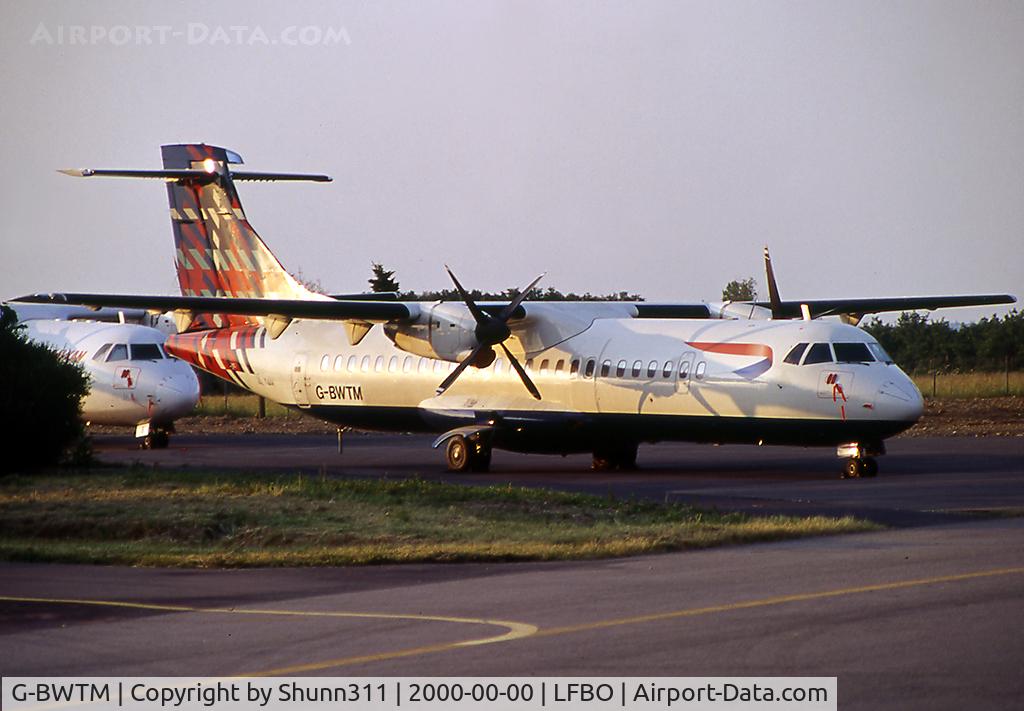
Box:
<box><xmin>369</xmin><ymin>263</ymin><xmax>400</xmax><ymax>293</ymax></box>
<box><xmin>722</xmin><ymin>277</ymin><xmax>757</xmax><ymax>302</ymax></box>
<box><xmin>0</xmin><ymin>305</ymin><xmax>90</xmax><ymax>472</ymax></box>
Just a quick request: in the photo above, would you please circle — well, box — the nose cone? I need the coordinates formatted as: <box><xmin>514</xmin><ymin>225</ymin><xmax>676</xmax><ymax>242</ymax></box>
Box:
<box><xmin>876</xmin><ymin>373</ymin><xmax>925</xmax><ymax>424</ymax></box>
<box><xmin>150</xmin><ymin>365</ymin><xmax>200</xmax><ymax>423</ymax></box>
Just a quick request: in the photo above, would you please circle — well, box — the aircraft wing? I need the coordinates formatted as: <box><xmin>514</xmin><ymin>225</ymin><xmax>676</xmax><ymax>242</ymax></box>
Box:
<box><xmin>16</xmin><ymin>293</ymin><xmax>416</xmax><ymax>323</ymax></box>
<box><xmin>753</xmin><ymin>294</ymin><xmax>1016</xmax><ymax>320</ymax></box>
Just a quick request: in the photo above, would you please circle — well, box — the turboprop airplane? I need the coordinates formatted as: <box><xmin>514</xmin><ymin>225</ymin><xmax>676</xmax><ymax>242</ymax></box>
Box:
<box><xmin>20</xmin><ymin>144</ymin><xmax>1016</xmax><ymax>477</ymax></box>
<box><xmin>5</xmin><ymin>302</ymin><xmax>200</xmax><ymax>448</ymax></box>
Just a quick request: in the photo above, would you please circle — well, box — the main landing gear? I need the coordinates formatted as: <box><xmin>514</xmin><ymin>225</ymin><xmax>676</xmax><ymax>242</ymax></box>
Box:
<box><xmin>592</xmin><ymin>443</ymin><xmax>639</xmax><ymax>472</ymax></box>
<box><xmin>445</xmin><ymin>434</ymin><xmax>492</xmax><ymax>473</ymax></box>
<box><xmin>837</xmin><ymin>442</ymin><xmax>884</xmax><ymax>479</ymax></box>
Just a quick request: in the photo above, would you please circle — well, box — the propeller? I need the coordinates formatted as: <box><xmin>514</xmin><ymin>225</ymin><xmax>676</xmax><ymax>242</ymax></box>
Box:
<box><xmin>435</xmin><ymin>266</ymin><xmax>545</xmax><ymax>400</ymax></box>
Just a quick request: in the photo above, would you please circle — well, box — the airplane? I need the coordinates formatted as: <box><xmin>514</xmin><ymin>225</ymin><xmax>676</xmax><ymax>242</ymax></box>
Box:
<box><xmin>19</xmin><ymin>144</ymin><xmax>1016</xmax><ymax>477</ymax></box>
<box><xmin>4</xmin><ymin>302</ymin><xmax>200</xmax><ymax>448</ymax></box>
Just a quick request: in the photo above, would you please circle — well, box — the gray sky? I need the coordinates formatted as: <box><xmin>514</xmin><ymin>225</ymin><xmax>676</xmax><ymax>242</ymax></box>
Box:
<box><xmin>2</xmin><ymin>0</ymin><xmax>1021</xmax><ymax>321</ymax></box>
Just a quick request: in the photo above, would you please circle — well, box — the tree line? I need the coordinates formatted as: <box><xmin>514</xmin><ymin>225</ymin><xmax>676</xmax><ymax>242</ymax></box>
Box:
<box><xmin>368</xmin><ymin>263</ymin><xmax>643</xmax><ymax>302</ymax></box>
<box><xmin>863</xmin><ymin>310</ymin><xmax>1023</xmax><ymax>374</ymax></box>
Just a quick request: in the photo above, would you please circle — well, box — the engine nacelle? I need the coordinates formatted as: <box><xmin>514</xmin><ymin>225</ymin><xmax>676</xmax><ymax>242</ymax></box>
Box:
<box><xmin>711</xmin><ymin>301</ymin><xmax>774</xmax><ymax>320</ymax></box>
<box><xmin>383</xmin><ymin>302</ymin><xmax>479</xmax><ymax>362</ymax></box>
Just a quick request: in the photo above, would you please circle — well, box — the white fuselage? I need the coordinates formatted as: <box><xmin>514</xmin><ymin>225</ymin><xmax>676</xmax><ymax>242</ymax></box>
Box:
<box><xmin>168</xmin><ymin>306</ymin><xmax>923</xmax><ymax>453</ymax></box>
<box><xmin>21</xmin><ymin>319</ymin><xmax>199</xmax><ymax>428</ymax></box>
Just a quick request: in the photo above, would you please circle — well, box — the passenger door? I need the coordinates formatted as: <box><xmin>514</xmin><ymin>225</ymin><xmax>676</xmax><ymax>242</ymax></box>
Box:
<box><xmin>291</xmin><ymin>353</ymin><xmax>311</xmax><ymax>408</ymax></box>
<box><xmin>676</xmin><ymin>350</ymin><xmax>694</xmax><ymax>394</ymax></box>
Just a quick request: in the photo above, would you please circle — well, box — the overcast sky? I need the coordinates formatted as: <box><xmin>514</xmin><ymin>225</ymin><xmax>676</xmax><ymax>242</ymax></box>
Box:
<box><xmin>1</xmin><ymin>1</ymin><xmax>1021</xmax><ymax>321</ymax></box>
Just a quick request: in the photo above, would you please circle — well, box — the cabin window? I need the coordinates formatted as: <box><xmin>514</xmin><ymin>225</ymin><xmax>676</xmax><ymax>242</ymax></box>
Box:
<box><xmin>803</xmin><ymin>343</ymin><xmax>833</xmax><ymax>365</ymax></box>
<box><xmin>403</xmin><ymin>356</ymin><xmax>413</xmax><ymax>373</ymax></box>
<box><xmin>555</xmin><ymin>359</ymin><xmax>565</xmax><ymax>374</ymax></box>
<box><xmin>494</xmin><ymin>358</ymin><xmax>505</xmax><ymax>373</ymax></box>
<box><xmin>131</xmin><ymin>344</ymin><xmax>163</xmax><ymax>360</ymax></box>
<box><xmin>616</xmin><ymin>360</ymin><xmax>627</xmax><ymax>378</ymax></box>
<box><xmin>784</xmin><ymin>343</ymin><xmax>808</xmax><ymax>365</ymax></box>
<box><xmin>388</xmin><ymin>355</ymin><xmax>399</xmax><ymax>372</ymax></box>
<box><xmin>833</xmin><ymin>343</ymin><xmax>874</xmax><ymax>363</ymax></box>
<box><xmin>360</xmin><ymin>355</ymin><xmax>371</xmax><ymax>372</ymax></box>
<box><xmin>695</xmin><ymin>361</ymin><xmax>706</xmax><ymax>379</ymax></box>
<box><xmin>347</xmin><ymin>355</ymin><xmax>358</xmax><ymax>371</ymax></box>
<box><xmin>433</xmin><ymin>360</ymin><xmax>445</xmax><ymax>373</ymax></box>
<box><xmin>539</xmin><ymin>359</ymin><xmax>550</xmax><ymax>374</ymax></box>
<box><xmin>92</xmin><ymin>344</ymin><xmax>113</xmax><ymax>362</ymax></box>
<box><xmin>647</xmin><ymin>360</ymin><xmax>658</xmax><ymax>378</ymax></box>
<box><xmin>662</xmin><ymin>361</ymin><xmax>674</xmax><ymax>378</ymax></box>
<box><xmin>334</xmin><ymin>355</ymin><xmax>345</xmax><ymax>372</ymax></box>
<box><xmin>320</xmin><ymin>354</ymin><xmax>330</xmax><ymax>371</ymax></box>
<box><xmin>679</xmin><ymin>360</ymin><xmax>691</xmax><ymax>379</ymax></box>
<box><xmin>631</xmin><ymin>360</ymin><xmax>642</xmax><ymax>378</ymax></box>
<box><xmin>106</xmin><ymin>344</ymin><xmax>128</xmax><ymax>362</ymax></box>
<box><xmin>570</xmin><ymin>359</ymin><xmax>581</xmax><ymax>377</ymax></box>
<box><xmin>526</xmin><ymin>358</ymin><xmax>534</xmax><ymax>371</ymax></box>
<box><xmin>869</xmin><ymin>342</ymin><xmax>894</xmax><ymax>364</ymax></box>
<box><xmin>600</xmin><ymin>360</ymin><xmax>611</xmax><ymax>377</ymax></box>
<box><xmin>585</xmin><ymin>359</ymin><xmax>596</xmax><ymax>378</ymax></box>
<box><xmin>374</xmin><ymin>356</ymin><xmax>384</xmax><ymax>372</ymax></box>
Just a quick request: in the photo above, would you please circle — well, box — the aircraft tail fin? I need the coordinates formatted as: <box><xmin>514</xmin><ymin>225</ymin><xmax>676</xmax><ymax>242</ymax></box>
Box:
<box><xmin>159</xmin><ymin>145</ymin><xmax>329</xmax><ymax>316</ymax></box>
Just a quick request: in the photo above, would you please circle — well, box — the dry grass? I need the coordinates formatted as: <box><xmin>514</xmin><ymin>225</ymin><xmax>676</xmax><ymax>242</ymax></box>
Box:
<box><xmin>0</xmin><ymin>470</ymin><xmax>878</xmax><ymax>567</ymax></box>
<box><xmin>912</xmin><ymin>371</ymin><xmax>1023</xmax><ymax>398</ymax></box>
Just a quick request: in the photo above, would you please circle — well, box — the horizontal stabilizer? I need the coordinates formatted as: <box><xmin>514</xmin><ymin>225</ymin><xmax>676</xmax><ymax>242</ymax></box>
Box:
<box><xmin>58</xmin><ymin>168</ymin><xmax>331</xmax><ymax>182</ymax></box>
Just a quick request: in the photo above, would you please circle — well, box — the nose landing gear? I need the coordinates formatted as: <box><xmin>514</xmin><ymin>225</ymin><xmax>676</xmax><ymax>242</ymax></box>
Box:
<box><xmin>842</xmin><ymin>456</ymin><xmax>878</xmax><ymax>479</ymax></box>
<box><xmin>837</xmin><ymin>442</ymin><xmax>884</xmax><ymax>479</ymax></box>
<box><xmin>141</xmin><ymin>427</ymin><xmax>171</xmax><ymax>449</ymax></box>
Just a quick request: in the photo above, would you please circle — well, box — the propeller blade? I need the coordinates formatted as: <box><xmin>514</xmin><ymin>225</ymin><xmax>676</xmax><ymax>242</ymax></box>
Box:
<box><xmin>444</xmin><ymin>265</ymin><xmax>488</xmax><ymax>325</ymax></box>
<box><xmin>435</xmin><ymin>343</ymin><xmax>487</xmax><ymax>396</ymax></box>
<box><xmin>763</xmin><ymin>246</ymin><xmax>783</xmax><ymax>319</ymax></box>
<box><xmin>500</xmin><ymin>273</ymin><xmax>546</xmax><ymax>321</ymax></box>
<box><xmin>500</xmin><ymin>342</ymin><xmax>542</xmax><ymax>400</ymax></box>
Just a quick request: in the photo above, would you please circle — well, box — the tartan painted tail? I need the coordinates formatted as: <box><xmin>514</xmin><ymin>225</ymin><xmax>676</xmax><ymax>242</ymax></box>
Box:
<box><xmin>160</xmin><ymin>144</ymin><xmax>327</xmax><ymax>328</ymax></box>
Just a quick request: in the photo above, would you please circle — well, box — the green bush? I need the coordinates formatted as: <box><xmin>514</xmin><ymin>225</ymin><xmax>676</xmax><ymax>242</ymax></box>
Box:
<box><xmin>0</xmin><ymin>305</ymin><xmax>90</xmax><ymax>473</ymax></box>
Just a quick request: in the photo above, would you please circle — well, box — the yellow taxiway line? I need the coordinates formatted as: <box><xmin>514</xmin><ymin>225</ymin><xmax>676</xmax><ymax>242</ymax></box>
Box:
<box><xmin>4</xmin><ymin>565</ymin><xmax>1022</xmax><ymax>675</ymax></box>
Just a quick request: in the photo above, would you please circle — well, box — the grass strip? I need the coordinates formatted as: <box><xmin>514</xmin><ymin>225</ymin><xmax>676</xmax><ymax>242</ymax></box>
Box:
<box><xmin>0</xmin><ymin>469</ymin><xmax>879</xmax><ymax>567</ymax></box>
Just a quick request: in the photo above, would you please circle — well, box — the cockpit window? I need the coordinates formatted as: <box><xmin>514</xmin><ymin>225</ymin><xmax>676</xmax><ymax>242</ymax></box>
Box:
<box><xmin>106</xmin><ymin>344</ymin><xmax>128</xmax><ymax>362</ymax></box>
<box><xmin>784</xmin><ymin>343</ymin><xmax>808</xmax><ymax>365</ymax></box>
<box><xmin>802</xmin><ymin>342</ymin><xmax>833</xmax><ymax>365</ymax></box>
<box><xmin>92</xmin><ymin>343</ymin><xmax>113</xmax><ymax>362</ymax></box>
<box><xmin>833</xmin><ymin>343</ymin><xmax>874</xmax><ymax>363</ymax></box>
<box><xmin>131</xmin><ymin>343</ymin><xmax>163</xmax><ymax>360</ymax></box>
<box><xmin>868</xmin><ymin>342</ymin><xmax>894</xmax><ymax>364</ymax></box>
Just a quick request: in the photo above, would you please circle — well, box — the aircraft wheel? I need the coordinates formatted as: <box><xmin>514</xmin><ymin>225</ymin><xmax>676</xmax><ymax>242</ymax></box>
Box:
<box><xmin>841</xmin><ymin>458</ymin><xmax>861</xmax><ymax>479</ymax></box>
<box><xmin>593</xmin><ymin>444</ymin><xmax>638</xmax><ymax>471</ymax></box>
<box><xmin>616</xmin><ymin>443</ymin><xmax>639</xmax><ymax>471</ymax></box>
<box><xmin>445</xmin><ymin>435</ymin><xmax>471</xmax><ymax>473</ymax></box>
<box><xmin>469</xmin><ymin>449</ymin><xmax>492</xmax><ymax>473</ymax></box>
<box><xmin>861</xmin><ymin>457</ymin><xmax>878</xmax><ymax>478</ymax></box>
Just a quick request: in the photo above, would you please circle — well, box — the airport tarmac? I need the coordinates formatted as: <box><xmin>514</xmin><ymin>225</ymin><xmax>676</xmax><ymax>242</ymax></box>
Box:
<box><xmin>2</xmin><ymin>434</ymin><xmax>1022</xmax><ymax>709</ymax></box>
<box><xmin>92</xmin><ymin>432</ymin><xmax>1024</xmax><ymax>526</ymax></box>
